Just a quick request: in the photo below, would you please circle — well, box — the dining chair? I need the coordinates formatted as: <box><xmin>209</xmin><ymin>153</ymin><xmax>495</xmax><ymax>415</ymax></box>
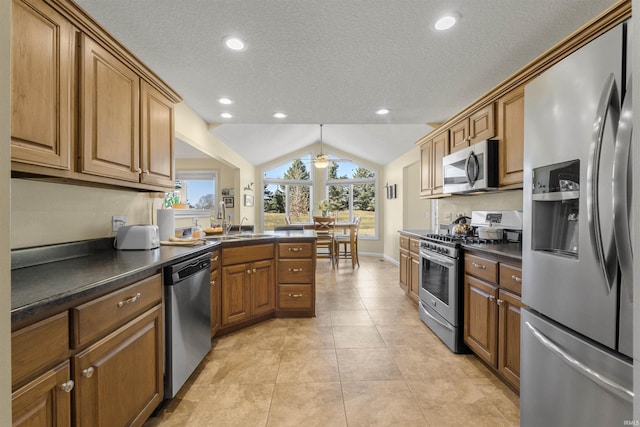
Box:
<box><xmin>313</xmin><ymin>216</ymin><xmax>336</xmax><ymax>268</ymax></box>
<box><xmin>334</xmin><ymin>216</ymin><xmax>361</xmax><ymax>268</ymax></box>
<box><xmin>285</xmin><ymin>215</ymin><xmax>292</xmax><ymax>224</ymax></box>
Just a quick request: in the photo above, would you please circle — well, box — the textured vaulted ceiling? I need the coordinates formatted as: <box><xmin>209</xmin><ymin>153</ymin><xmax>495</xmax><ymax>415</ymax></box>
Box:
<box><xmin>75</xmin><ymin>0</ymin><xmax>618</xmax><ymax>166</ymax></box>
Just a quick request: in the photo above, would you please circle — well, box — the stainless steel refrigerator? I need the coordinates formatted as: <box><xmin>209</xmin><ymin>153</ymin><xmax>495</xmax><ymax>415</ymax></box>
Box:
<box><xmin>521</xmin><ymin>20</ymin><xmax>633</xmax><ymax>426</ymax></box>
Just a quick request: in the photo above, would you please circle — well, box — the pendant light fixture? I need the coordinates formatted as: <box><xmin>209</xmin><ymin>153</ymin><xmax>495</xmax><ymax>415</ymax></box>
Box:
<box><xmin>314</xmin><ymin>124</ymin><xmax>329</xmax><ymax>169</ymax></box>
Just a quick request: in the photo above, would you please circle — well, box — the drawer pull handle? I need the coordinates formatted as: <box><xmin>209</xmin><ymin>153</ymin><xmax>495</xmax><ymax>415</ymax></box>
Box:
<box><xmin>488</xmin><ymin>295</ymin><xmax>496</xmax><ymax>303</ymax></box>
<box><xmin>60</xmin><ymin>380</ymin><xmax>74</xmax><ymax>393</ymax></box>
<box><xmin>247</xmin><ymin>269</ymin><xmax>252</xmax><ymax>274</ymax></box>
<box><xmin>117</xmin><ymin>292</ymin><xmax>141</xmax><ymax>308</ymax></box>
<box><xmin>289</xmin><ymin>268</ymin><xmax>303</xmax><ymax>272</ymax></box>
<box><xmin>472</xmin><ymin>262</ymin><xmax>486</xmax><ymax>269</ymax></box>
<box><xmin>497</xmin><ymin>299</ymin><xmax>504</xmax><ymax>306</ymax></box>
<box><xmin>210</xmin><ymin>280</ymin><xmax>216</xmax><ymax>285</ymax></box>
<box><xmin>288</xmin><ymin>293</ymin><xmax>303</xmax><ymax>298</ymax></box>
<box><xmin>288</xmin><ymin>247</ymin><xmax>303</xmax><ymax>252</ymax></box>
<box><xmin>82</xmin><ymin>367</ymin><xmax>94</xmax><ymax>378</ymax></box>
<box><xmin>211</xmin><ymin>255</ymin><xmax>219</xmax><ymax>262</ymax></box>
<box><xmin>253</xmin><ymin>268</ymin><xmax>257</xmax><ymax>273</ymax></box>
<box><xmin>511</xmin><ymin>275</ymin><xmax>522</xmax><ymax>283</ymax></box>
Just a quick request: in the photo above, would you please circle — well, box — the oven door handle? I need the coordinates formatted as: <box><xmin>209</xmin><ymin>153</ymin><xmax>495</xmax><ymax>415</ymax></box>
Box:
<box><xmin>420</xmin><ymin>301</ymin><xmax>454</xmax><ymax>332</ymax></box>
<box><xmin>420</xmin><ymin>250</ymin><xmax>455</xmax><ymax>267</ymax></box>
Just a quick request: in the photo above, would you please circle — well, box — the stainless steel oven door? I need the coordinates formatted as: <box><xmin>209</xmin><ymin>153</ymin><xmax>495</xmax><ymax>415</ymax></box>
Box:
<box><xmin>418</xmin><ymin>249</ymin><xmax>459</xmax><ymax>326</ymax></box>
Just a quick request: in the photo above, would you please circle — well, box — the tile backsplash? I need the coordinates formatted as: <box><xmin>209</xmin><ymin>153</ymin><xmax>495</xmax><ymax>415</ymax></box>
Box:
<box><xmin>436</xmin><ymin>190</ymin><xmax>523</xmax><ymax>225</ymax></box>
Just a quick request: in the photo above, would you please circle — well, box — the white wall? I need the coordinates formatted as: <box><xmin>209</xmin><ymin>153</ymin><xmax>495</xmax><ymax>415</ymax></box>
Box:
<box><xmin>382</xmin><ymin>146</ymin><xmax>431</xmax><ymax>262</ymax></box>
<box><xmin>1</xmin><ymin>0</ymin><xmax>11</xmax><ymax>422</ymax></box>
<box><xmin>174</xmin><ymin>103</ymin><xmax>256</xmax><ymax>225</ymax></box>
<box><xmin>436</xmin><ymin>190</ymin><xmax>523</xmax><ymax>226</ymax></box>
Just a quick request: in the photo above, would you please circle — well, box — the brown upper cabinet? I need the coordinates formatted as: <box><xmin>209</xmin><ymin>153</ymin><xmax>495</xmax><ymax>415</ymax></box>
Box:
<box><xmin>419</xmin><ymin>128</ymin><xmax>449</xmax><ymax>197</ymax></box>
<box><xmin>497</xmin><ymin>85</ymin><xmax>525</xmax><ymax>187</ymax></box>
<box><xmin>449</xmin><ymin>104</ymin><xmax>495</xmax><ymax>154</ymax></box>
<box><xmin>10</xmin><ymin>0</ymin><xmax>180</xmax><ymax>192</ymax></box>
<box><xmin>10</xmin><ymin>0</ymin><xmax>74</xmax><ymax>171</ymax></box>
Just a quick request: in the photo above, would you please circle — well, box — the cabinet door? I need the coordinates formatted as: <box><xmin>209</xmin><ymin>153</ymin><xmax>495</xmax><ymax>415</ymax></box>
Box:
<box><xmin>12</xmin><ymin>361</ymin><xmax>72</xmax><ymax>427</ymax></box>
<box><xmin>408</xmin><ymin>253</ymin><xmax>420</xmax><ymax>303</ymax></box>
<box><xmin>432</xmin><ymin>131</ymin><xmax>449</xmax><ymax>195</ymax></box>
<box><xmin>498</xmin><ymin>289</ymin><xmax>524</xmax><ymax>391</ymax></box>
<box><xmin>140</xmin><ymin>81</ymin><xmax>174</xmax><ymax>188</ymax></box>
<box><xmin>469</xmin><ymin>104</ymin><xmax>495</xmax><ymax>143</ymax></box>
<box><xmin>464</xmin><ymin>274</ymin><xmax>498</xmax><ymax>366</ymax></box>
<box><xmin>399</xmin><ymin>249</ymin><xmax>409</xmax><ymax>292</ymax></box>
<box><xmin>210</xmin><ymin>268</ymin><xmax>221</xmax><ymax>337</ymax></box>
<box><xmin>497</xmin><ymin>85</ymin><xmax>524</xmax><ymax>186</ymax></box>
<box><xmin>449</xmin><ymin>118</ymin><xmax>469</xmax><ymax>153</ymax></box>
<box><xmin>79</xmin><ymin>34</ymin><xmax>140</xmax><ymax>182</ymax></box>
<box><xmin>221</xmin><ymin>263</ymin><xmax>252</xmax><ymax>326</ymax></box>
<box><xmin>419</xmin><ymin>139</ymin><xmax>433</xmax><ymax>196</ymax></box>
<box><xmin>11</xmin><ymin>0</ymin><xmax>73</xmax><ymax>170</ymax></box>
<box><xmin>251</xmin><ymin>259</ymin><xmax>275</xmax><ymax>317</ymax></box>
<box><xmin>73</xmin><ymin>306</ymin><xmax>163</xmax><ymax>427</ymax></box>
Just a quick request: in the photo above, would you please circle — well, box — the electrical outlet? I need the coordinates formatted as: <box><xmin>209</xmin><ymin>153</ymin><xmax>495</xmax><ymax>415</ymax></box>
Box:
<box><xmin>112</xmin><ymin>216</ymin><xmax>127</xmax><ymax>232</ymax></box>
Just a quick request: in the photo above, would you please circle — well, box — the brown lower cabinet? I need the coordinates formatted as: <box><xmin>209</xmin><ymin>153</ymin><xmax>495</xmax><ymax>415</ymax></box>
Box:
<box><xmin>398</xmin><ymin>233</ymin><xmax>420</xmax><ymax>303</ymax></box>
<box><xmin>463</xmin><ymin>252</ymin><xmax>524</xmax><ymax>391</ymax></box>
<box><xmin>221</xmin><ymin>244</ymin><xmax>276</xmax><ymax>328</ymax></box>
<box><xmin>210</xmin><ymin>249</ymin><xmax>221</xmax><ymax>337</ymax></box>
<box><xmin>11</xmin><ymin>273</ymin><xmax>163</xmax><ymax>427</ymax></box>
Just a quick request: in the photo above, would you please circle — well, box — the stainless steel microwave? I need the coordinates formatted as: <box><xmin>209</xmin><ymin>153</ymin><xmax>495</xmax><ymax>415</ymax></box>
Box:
<box><xmin>442</xmin><ymin>139</ymin><xmax>499</xmax><ymax>194</ymax></box>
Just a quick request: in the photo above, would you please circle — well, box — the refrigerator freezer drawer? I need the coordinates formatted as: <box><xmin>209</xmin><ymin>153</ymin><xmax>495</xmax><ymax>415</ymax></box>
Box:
<box><xmin>520</xmin><ymin>309</ymin><xmax>632</xmax><ymax>427</ymax></box>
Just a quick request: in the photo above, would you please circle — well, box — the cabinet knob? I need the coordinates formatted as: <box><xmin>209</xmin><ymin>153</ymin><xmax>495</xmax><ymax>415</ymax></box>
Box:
<box><xmin>496</xmin><ymin>299</ymin><xmax>504</xmax><ymax>306</ymax></box>
<box><xmin>488</xmin><ymin>295</ymin><xmax>496</xmax><ymax>303</ymax></box>
<box><xmin>82</xmin><ymin>367</ymin><xmax>95</xmax><ymax>378</ymax></box>
<box><xmin>117</xmin><ymin>292</ymin><xmax>141</xmax><ymax>308</ymax></box>
<box><xmin>247</xmin><ymin>269</ymin><xmax>251</xmax><ymax>274</ymax></box>
<box><xmin>60</xmin><ymin>380</ymin><xmax>75</xmax><ymax>393</ymax></box>
<box><xmin>135</xmin><ymin>168</ymin><xmax>142</xmax><ymax>174</ymax></box>
<box><xmin>288</xmin><ymin>293</ymin><xmax>303</xmax><ymax>298</ymax></box>
<box><xmin>143</xmin><ymin>169</ymin><xmax>149</xmax><ymax>175</ymax></box>
<box><xmin>511</xmin><ymin>275</ymin><xmax>522</xmax><ymax>283</ymax></box>
<box><xmin>288</xmin><ymin>268</ymin><xmax>303</xmax><ymax>272</ymax></box>
<box><xmin>210</xmin><ymin>280</ymin><xmax>216</xmax><ymax>285</ymax></box>
<box><xmin>471</xmin><ymin>262</ymin><xmax>486</xmax><ymax>270</ymax></box>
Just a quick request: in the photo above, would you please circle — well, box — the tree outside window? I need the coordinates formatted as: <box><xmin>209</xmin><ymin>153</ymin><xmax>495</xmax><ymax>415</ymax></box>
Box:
<box><xmin>263</xmin><ymin>159</ymin><xmax>312</xmax><ymax>230</ymax></box>
<box><xmin>327</xmin><ymin>161</ymin><xmax>376</xmax><ymax>237</ymax></box>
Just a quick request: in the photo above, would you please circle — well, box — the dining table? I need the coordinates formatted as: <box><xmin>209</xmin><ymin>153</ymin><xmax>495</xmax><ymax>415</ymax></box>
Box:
<box><xmin>302</xmin><ymin>220</ymin><xmax>358</xmax><ymax>267</ymax></box>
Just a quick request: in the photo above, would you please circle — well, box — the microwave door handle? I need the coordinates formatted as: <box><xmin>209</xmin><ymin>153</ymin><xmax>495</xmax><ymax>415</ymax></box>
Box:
<box><xmin>613</xmin><ymin>76</ymin><xmax>633</xmax><ymax>300</ymax></box>
<box><xmin>464</xmin><ymin>153</ymin><xmax>473</xmax><ymax>184</ymax></box>
<box><xmin>587</xmin><ymin>73</ymin><xmax>619</xmax><ymax>294</ymax></box>
<box><xmin>524</xmin><ymin>321</ymin><xmax>633</xmax><ymax>403</ymax></box>
<box><xmin>470</xmin><ymin>152</ymin><xmax>479</xmax><ymax>184</ymax></box>
<box><xmin>464</xmin><ymin>151</ymin><xmax>479</xmax><ymax>186</ymax></box>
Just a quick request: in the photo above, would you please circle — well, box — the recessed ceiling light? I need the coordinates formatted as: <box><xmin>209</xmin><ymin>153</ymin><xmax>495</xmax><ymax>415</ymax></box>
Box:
<box><xmin>273</xmin><ymin>112</ymin><xmax>287</xmax><ymax>119</ymax></box>
<box><xmin>220</xmin><ymin>112</ymin><xmax>233</xmax><ymax>119</ymax></box>
<box><xmin>376</xmin><ymin>108</ymin><xmax>390</xmax><ymax>115</ymax></box>
<box><xmin>218</xmin><ymin>97</ymin><xmax>234</xmax><ymax>105</ymax></box>
<box><xmin>434</xmin><ymin>14</ymin><xmax>459</xmax><ymax>31</ymax></box>
<box><xmin>223</xmin><ymin>36</ymin><xmax>246</xmax><ymax>51</ymax></box>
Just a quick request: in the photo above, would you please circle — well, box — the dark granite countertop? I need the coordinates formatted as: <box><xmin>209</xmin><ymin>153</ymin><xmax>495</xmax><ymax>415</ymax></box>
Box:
<box><xmin>11</xmin><ymin>230</ymin><xmax>317</xmax><ymax>329</ymax></box>
<box><xmin>462</xmin><ymin>242</ymin><xmax>522</xmax><ymax>262</ymax></box>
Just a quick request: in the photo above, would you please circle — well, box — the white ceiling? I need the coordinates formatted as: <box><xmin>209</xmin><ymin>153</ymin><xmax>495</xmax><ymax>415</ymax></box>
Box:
<box><xmin>75</xmin><ymin>0</ymin><xmax>618</xmax><ymax>166</ymax></box>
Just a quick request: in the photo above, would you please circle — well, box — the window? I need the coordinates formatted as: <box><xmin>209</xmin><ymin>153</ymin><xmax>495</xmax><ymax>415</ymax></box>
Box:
<box><xmin>326</xmin><ymin>161</ymin><xmax>377</xmax><ymax>237</ymax></box>
<box><xmin>169</xmin><ymin>171</ymin><xmax>217</xmax><ymax>210</ymax></box>
<box><xmin>263</xmin><ymin>159</ymin><xmax>312</xmax><ymax>230</ymax></box>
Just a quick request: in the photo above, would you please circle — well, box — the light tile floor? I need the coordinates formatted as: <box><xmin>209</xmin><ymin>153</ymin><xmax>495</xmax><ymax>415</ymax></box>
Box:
<box><xmin>144</xmin><ymin>256</ymin><xmax>519</xmax><ymax>426</ymax></box>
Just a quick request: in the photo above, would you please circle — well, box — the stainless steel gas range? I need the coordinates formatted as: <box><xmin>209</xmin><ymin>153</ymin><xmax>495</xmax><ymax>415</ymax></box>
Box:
<box><xmin>418</xmin><ymin>210</ymin><xmax>523</xmax><ymax>354</ymax></box>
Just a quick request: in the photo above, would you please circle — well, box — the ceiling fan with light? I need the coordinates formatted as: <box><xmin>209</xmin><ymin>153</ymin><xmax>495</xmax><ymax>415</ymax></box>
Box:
<box><xmin>309</xmin><ymin>124</ymin><xmax>352</xmax><ymax>169</ymax></box>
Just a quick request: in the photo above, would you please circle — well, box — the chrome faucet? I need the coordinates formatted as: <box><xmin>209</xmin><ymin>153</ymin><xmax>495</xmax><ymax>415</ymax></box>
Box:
<box><xmin>219</xmin><ymin>201</ymin><xmax>232</xmax><ymax>235</ymax></box>
<box><xmin>239</xmin><ymin>216</ymin><xmax>248</xmax><ymax>230</ymax></box>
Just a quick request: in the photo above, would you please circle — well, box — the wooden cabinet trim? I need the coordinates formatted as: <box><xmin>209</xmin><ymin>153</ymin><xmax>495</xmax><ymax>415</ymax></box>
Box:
<box><xmin>498</xmin><ymin>289</ymin><xmax>524</xmax><ymax>390</ymax></box>
<box><xmin>278</xmin><ymin>259</ymin><xmax>314</xmax><ymax>284</ymax></box>
<box><xmin>278</xmin><ymin>285</ymin><xmax>312</xmax><ymax>309</ymax></box>
<box><xmin>464</xmin><ymin>275</ymin><xmax>498</xmax><ymax>366</ymax></box>
<box><xmin>222</xmin><ymin>243</ymin><xmax>275</xmax><ymax>266</ymax></box>
<box><xmin>497</xmin><ymin>85</ymin><xmax>525</xmax><ymax>187</ymax></box>
<box><xmin>464</xmin><ymin>254</ymin><xmax>498</xmax><ymax>283</ymax></box>
<box><xmin>278</xmin><ymin>242</ymin><xmax>314</xmax><ymax>258</ymax></box>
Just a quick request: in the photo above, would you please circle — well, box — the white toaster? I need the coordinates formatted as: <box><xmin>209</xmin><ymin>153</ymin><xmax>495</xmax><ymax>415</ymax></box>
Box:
<box><xmin>115</xmin><ymin>225</ymin><xmax>160</xmax><ymax>250</ymax></box>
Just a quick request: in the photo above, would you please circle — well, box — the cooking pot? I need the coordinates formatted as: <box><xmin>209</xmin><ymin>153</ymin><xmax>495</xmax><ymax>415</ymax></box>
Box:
<box><xmin>477</xmin><ymin>226</ymin><xmax>503</xmax><ymax>240</ymax></box>
<box><xmin>449</xmin><ymin>215</ymin><xmax>472</xmax><ymax>235</ymax></box>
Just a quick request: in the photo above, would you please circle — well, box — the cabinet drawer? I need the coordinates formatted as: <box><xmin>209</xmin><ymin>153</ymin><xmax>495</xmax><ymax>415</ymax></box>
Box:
<box><xmin>210</xmin><ymin>249</ymin><xmax>220</xmax><ymax>266</ymax></box>
<box><xmin>278</xmin><ymin>242</ymin><xmax>314</xmax><ymax>258</ymax></box>
<box><xmin>278</xmin><ymin>285</ymin><xmax>312</xmax><ymax>309</ymax></box>
<box><xmin>278</xmin><ymin>259</ymin><xmax>314</xmax><ymax>283</ymax></box>
<box><xmin>500</xmin><ymin>263</ymin><xmax>522</xmax><ymax>295</ymax></box>
<box><xmin>12</xmin><ymin>311</ymin><xmax>69</xmax><ymax>388</ymax></box>
<box><xmin>465</xmin><ymin>254</ymin><xmax>498</xmax><ymax>283</ymax></box>
<box><xmin>223</xmin><ymin>243</ymin><xmax>274</xmax><ymax>266</ymax></box>
<box><xmin>71</xmin><ymin>274</ymin><xmax>162</xmax><ymax>348</ymax></box>
<box><xmin>399</xmin><ymin>235</ymin><xmax>410</xmax><ymax>250</ymax></box>
<box><xmin>409</xmin><ymin>238</ymin><xmax>420</xmax><ymax>254</ymax></box>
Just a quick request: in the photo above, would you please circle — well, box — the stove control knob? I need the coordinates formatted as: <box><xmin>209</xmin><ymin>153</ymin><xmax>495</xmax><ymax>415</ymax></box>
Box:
<box><xmin>442</xmin><ymin>248</ymin><xmax>449</xmax><ymax>255</ymax></box>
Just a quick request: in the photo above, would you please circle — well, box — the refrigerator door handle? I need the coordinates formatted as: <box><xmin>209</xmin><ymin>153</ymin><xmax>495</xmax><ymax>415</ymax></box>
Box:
<box><xmin>525</xmin><ymin>321</ymin><xmax>634</xmax><ymax>402</ymax></box>
<box><xmin>587</xmin><ymin>73</ymin><xmax>620</xmax><ymax>294</ymax></box>
<box><xmin>613</xmin><ymin>76</ymin><xmax>633</xmax><ymax>301</ymax></box>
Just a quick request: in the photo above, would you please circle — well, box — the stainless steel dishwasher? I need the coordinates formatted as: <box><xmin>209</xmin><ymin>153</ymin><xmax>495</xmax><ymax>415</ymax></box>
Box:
<box><xmin>164</xmin><ymin>252</ymin><xmax>211</xmax><ymax>399</ymax></box>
